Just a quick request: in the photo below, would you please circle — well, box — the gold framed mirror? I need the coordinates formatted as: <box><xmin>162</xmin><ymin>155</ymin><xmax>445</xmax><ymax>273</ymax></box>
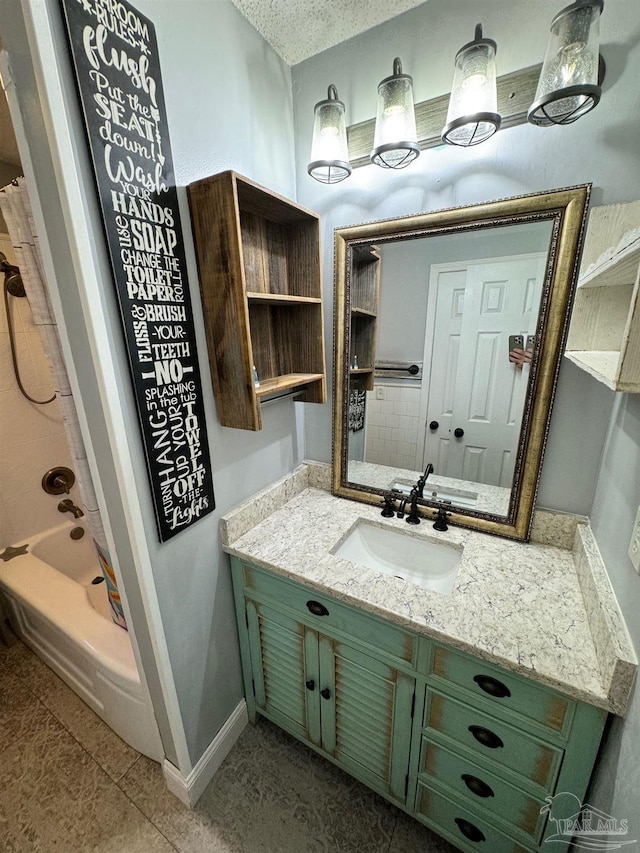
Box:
<box><xmin>332</xmin><ymin>185</ymin><xmax>591</xmax><ymax>540</ymax></box>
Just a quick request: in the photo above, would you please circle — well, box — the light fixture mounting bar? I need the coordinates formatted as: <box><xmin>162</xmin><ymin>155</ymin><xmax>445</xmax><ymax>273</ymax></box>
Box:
<box><xmin>346</xmin><ymin>63</ymin><xmax>542</xmax><ymax>169</ymax></box>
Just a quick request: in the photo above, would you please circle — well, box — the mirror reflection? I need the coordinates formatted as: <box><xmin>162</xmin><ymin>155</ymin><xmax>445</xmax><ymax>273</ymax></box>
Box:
<box><xmin>346</xmin><ymin>220</ymin><xmax>554</xmax><ymax>517</ymax></box>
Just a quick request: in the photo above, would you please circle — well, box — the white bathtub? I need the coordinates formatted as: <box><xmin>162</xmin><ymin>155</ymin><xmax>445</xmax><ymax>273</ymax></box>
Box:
<box><xmin>0</xmin><ymin>521</ymin><xmax>163</xmax><ymax>762</ymax></box>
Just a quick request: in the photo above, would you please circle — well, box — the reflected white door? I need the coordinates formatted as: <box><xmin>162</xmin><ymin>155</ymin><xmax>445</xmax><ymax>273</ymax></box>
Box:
<box><xmin>422</xmin><ymin>254</ymin><xmax>546</xmax><ymax>486</ymax></box>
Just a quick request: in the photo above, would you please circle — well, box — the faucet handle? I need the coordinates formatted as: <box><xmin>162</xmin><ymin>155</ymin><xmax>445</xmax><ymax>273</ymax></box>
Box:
<box><xmin>381</xmin><ymin>493</ymin><xmax>396</xmax><ymax>517</ymax></box>
<box><xmin>433</xmin><ymin>506</ymin><xmax>450</xmax><ymax>532</ymax></box>
<box><xmin>406</xmin><ymin>489</ymin><xmax>421</xmax><ymax>525</ymax></box>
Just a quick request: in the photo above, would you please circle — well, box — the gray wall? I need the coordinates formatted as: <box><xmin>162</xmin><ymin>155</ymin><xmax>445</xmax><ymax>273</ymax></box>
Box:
<box><xmin>292</xmin><ymin>0</ymin><xmax>640</xmax><ymax>829</ymax></box>
<box><xmin>293</xmin><ymin>0</ymin><xmax>640</xmax><ymax>513</ymax></box>
<box><xmin>0</xmin><ymin>0</ymin><xmax>299</xmax><ymax>766</ymax></box>
<box><xmin>376</xmin><ymin>222</ymin><xmax>551</xmax><ymax>362</ymax></box>
<box><xmin>588</xmin><ymin>394</ymin><xmax>640</xmax><ymax>837</ymax></box>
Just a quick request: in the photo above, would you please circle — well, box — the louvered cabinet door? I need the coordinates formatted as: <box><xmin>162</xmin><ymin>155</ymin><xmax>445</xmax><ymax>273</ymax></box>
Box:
<box><xmin>317</xmin><ymin>636</ymin><xmax>415</xmax><ymax>803</ymax></box>
<box><xmin>246</xmin><ymin>599</ymin><xmax>321</xmax><ymax>746</ymax></box>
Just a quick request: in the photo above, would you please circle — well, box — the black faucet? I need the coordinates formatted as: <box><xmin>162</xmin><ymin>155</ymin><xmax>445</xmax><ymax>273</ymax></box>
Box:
<box><xmin>415</xmin><ymin>463</ymin><xmax>434</xmax><ymax>498</ymax></box>
<box><xmin>396</xmin><ymin>497</ymin><xmax>409</xmax><ymax>519</ymax></box>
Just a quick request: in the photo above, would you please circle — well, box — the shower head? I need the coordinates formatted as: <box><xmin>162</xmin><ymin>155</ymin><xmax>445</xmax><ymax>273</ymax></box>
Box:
<box><xmin>0</xmin><ymin>252</ymin><xmax>26</xmax><ymax>297</ymax></box>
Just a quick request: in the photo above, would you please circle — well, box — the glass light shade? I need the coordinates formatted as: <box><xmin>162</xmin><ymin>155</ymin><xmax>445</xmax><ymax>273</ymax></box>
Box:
<box><xmin>442</xmin><ymin>24</ymin><xmax>501</xmax><ymax>147</ymax></box>
<box><xmin>370</xmin><ymin>58</ymin><xmax>420</xmax><ymax>169</ymax></box>
<box><xmin>308</xmin><ymin>85</ymin><xmax>351</xmax><ymax>184</ymax></box>
<box><xmin>528</xmin><ymin>0</ymin><xmax>603</xmax><ymax>126</ymax></box>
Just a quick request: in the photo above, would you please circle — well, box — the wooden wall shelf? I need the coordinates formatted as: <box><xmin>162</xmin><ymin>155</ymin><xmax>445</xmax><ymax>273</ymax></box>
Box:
<box><xmin>349</xmin><ymin>245</ymin><xmax>381</xmax><ymax>392</ymax></box>
<box><xmin>188</xmin><ymin>171</ymin><xmax>327</xmax><ymax>430</ymax></box>
<box><xmin>565</xmin><ymin>202</ymin><xmax>640</xmax><ymax>393</ymax></box>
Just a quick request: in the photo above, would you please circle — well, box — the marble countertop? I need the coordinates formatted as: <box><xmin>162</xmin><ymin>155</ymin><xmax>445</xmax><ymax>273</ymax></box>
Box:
<box><xmin>222</xmin><ymin>465</ymin><xmax>636</xmax><ymax>716</ymax></box>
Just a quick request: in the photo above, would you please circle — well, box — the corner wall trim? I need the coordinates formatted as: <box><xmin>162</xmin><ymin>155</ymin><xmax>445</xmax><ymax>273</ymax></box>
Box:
<box><xmin>162</xmin><ymin>700</ymin><xmax>248</xmax><ymax>807</ymax></box>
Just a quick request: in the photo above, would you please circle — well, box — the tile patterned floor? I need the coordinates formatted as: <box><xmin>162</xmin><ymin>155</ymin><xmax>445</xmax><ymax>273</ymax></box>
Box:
<box><xmin>0</xmin><ymin>632</ymin><xmax>458</xmax><ymax>852</ymax></box>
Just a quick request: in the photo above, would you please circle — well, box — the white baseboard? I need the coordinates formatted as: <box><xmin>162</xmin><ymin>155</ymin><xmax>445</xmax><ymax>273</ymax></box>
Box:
<box><xmin>162</xmin><ymin>699</ymin><xmax>248</xmax><ymax>807</ymax></box>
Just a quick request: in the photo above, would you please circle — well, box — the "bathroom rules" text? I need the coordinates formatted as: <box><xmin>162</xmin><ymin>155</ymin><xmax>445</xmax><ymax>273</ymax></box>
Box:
<box><xmin>60</xmin><ymin>0</ymin><xmax>215</xmax><ymax>541</ymax></box>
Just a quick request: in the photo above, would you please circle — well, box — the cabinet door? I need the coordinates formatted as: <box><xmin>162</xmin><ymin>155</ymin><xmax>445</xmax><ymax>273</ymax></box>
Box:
<box><xmin>318</xmin><ymin>635</ymin><xmax>415</xmax><ymax>803</ymax></box>
<box><xmin>247</xmin><ymin>599</ymin><xmax>321</xmax><ymax>746</ymax></box>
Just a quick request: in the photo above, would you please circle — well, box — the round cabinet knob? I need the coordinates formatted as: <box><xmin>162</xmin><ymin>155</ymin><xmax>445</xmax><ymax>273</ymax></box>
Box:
<box><xmin>429</xmin><ymin>421</ymin><xmax>439</xmax><ymax>431</ymax></box>
<box><xmin>454</xmin><ymin>427</ymin><xmax>465</xmax><ymax>438</ymax></box>
<box><xmin>306</xmin><ymin>600</ymin><xmax>329</xmax><ymax>617</ymax></box>
<box><xmin>408</xmin><ymin>364</ymin><xmax>420</xmax><ymax>375</ymax></box>
<box><xmin>305</xmin><ymin>680</ymin><xmax>315</xmax><ymax>691</ymax></box>
<box><xmin>320</xmin><ymin>688</ymin><xmax>331</xmax><ymax>700</ymax></box>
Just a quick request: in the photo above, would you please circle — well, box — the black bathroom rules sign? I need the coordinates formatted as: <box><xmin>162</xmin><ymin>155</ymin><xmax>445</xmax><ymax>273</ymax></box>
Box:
<box><xmin>60</xmin><ymin>0</ymin><xmax>215</xmax><ymax>541</ymax></box>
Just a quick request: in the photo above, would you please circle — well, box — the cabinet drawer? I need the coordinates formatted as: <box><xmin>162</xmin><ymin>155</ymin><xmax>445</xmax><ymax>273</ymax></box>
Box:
<box><xmin>424</xmin><ymin>690</ymin><xmax>563</xmax><ymax>792</ymax></box>
<box><xmin>419</xmin><ymin>738</ymin><xmax>547</xmax><ymax>845</ymax></box>
<box><xmin>430</xmin><ymin>645</ymin><xmax>574</xmax><ymax>735</ymax></box>
<box><xmin>416</xmin><ymin>783</ymin><xmax>533</xmax><ymax>853</ymax></box>
<box><xmin>242</xmin><ymin>563</ymin><xmax>415</xmax><ymax>664</ymax></box>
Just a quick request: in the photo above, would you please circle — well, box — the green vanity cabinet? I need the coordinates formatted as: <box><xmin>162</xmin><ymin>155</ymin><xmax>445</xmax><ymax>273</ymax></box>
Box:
<box><xmin>233</xmin><ymin>560</ymin><xmax>416</xmax><ymax>803</ymax></box>
<box><xmin>230</xmin><ymin>558</ymin><xmax>608</xmax><ymax>853</ymax></box>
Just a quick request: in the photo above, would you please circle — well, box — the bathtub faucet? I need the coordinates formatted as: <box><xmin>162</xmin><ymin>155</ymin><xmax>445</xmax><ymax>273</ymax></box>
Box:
<box><xmin>58</xmin><ymin>499</ymin><xmax>84</xmax><ymax>519</ymax></box>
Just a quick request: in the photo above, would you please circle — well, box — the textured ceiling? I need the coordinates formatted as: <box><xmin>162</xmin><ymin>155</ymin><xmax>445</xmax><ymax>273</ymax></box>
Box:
<box><xmin>229</xmin><ymin>0</ymin><xmax>430</xmax><ymax>65</ymax></box>
<box><xmin>0</xmin><ymin>0</ymin><xmax>431</xmax><ymax>173</ymax></box>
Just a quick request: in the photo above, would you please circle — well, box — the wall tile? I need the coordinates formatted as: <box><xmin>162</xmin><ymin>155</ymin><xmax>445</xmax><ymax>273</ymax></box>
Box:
<box><xmin>0</xmin><ymin>434</ymin><xmax>74</xmax><ymax>498</ymax></box>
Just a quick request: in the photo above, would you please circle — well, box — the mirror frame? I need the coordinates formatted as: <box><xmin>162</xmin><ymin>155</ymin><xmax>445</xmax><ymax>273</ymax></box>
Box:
<box><xmin>332</xmin><ymin>185</ymin><xmax>591</xmax><ymax>540</ymax></box>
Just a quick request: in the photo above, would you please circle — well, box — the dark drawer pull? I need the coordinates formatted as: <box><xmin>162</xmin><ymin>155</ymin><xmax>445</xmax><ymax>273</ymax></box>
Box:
<box><xmin>461</xmin><ymin>774</ymin><xmax>495</xmax><ymax>799</ymax></box>
<box><xmin>473</xmin><ymin>674</ymin><xmax>511</xmax><ymax>698</ymax></box>
<box><xmin>306</xmin><ymin>600</ymin><xmax>329</xmax><ymax>617</ymax></box>
<box><xmin>454</xmin><ymin>818</ymin><xmax>486</xmax><ymax>843</ymax></box>
<box><xmin>305</xmin><ymin>680</ymin><xmax>315</xmax><ymax>691</ymax></box>
<box><xmin>468</xmin><ymin>725</ymin><xmax>504</xmax><ymax>749</ymax></box>
<box><xmin>320</xmin><ymin>687</ymin><xmax>331</xmax><ymax>700</ymax></box>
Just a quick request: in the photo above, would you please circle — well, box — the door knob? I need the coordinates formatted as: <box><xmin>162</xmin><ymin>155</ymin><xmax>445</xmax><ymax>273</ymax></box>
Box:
<box><xmin>454</xmin><ymin>427</ymin><xmax>465</xmax><ymax>438</ymax></box>
<box><xmin>429</xmin><ymin>421</ymin><xmax>439</xmax><ymax>430</ymax></box>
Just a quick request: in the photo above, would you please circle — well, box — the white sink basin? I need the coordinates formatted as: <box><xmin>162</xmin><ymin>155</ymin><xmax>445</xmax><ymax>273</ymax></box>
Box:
<box><xmin>332</xmin><ymin>520</ymin><xmax>462</xmax><ymax>595</ymax></box>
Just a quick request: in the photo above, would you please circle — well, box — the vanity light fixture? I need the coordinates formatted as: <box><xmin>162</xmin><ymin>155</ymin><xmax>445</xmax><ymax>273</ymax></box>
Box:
<box><xmin>442</xmin><ymin>24</ymin><xmax>501</xmax><ymax>147</ymax></box>
<box><xmin>370</xmin><ymin>57</ymin><xmax>420</xmax><ymax>169</ymax></box>
<box><xmin>528</xmin><ymin>0</ymin><xmax>605</xmax><ymax>126</ymax></box>
<box><xmin>307</xmin><ymin>84</ymin><xmax>352</xmax><ymax>184</ymax></box>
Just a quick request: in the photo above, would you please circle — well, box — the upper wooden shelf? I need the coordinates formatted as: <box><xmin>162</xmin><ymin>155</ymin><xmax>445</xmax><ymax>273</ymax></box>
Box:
<box><xmin>565</xmin><ymin>203</ymin><xmax>640</xmax><ymax>393</ymax></box>
<box><xmin>255</xmin><ymin>373</ymin><xmax>325</xmax><ymax>399</ymax></box>
<box><xmin>349</xmin><ymin>244</ymin><xmax>381</xmax><ymax>392</ymax></box>
<box><xmin>247</xmin><ymin>292</ymin><xmax>322</xmax><ymax>305</ymax></box>
<box><xmin>351</xmin><ymin>306</ymin><xmax>377</xmax><ymax>318</ymax></box>
<box><xmin>188</xmin><ymin>171</ymin><xmax>327</xmax><ymax>429</ymax></box>
<box><xmin>578</xmin><ymin>234</ymin><xmax>640</xmax><ymax>288</ymax></box>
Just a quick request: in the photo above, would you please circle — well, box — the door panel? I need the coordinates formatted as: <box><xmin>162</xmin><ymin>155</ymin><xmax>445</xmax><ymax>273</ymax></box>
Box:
<box><xmin>319</xmin><ymin>637</ymin><xmax>415</xmax><ymax>802</ymax></box>
<box><xmin>424</xmin><ymin>255</ymin><xmax>546</xmax><ymax>486</ymax></box>
<box><xmin>246</xmin><ymin>600</ymin><xmax>318</xmax><ymax>744</ymax></box>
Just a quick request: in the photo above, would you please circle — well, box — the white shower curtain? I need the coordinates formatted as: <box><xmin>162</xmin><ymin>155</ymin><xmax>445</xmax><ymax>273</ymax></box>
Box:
<box><xmin>0</xmin><ymin>178</ymin><xmax>127</xmax><ymax>630</ymax></box>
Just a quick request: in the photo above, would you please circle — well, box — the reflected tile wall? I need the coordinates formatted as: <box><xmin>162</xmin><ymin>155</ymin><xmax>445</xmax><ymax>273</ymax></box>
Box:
<box><xmin>365</xmin><ymin>382</ymin><xmax>421</xmax><ymax>469</ymax></box>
